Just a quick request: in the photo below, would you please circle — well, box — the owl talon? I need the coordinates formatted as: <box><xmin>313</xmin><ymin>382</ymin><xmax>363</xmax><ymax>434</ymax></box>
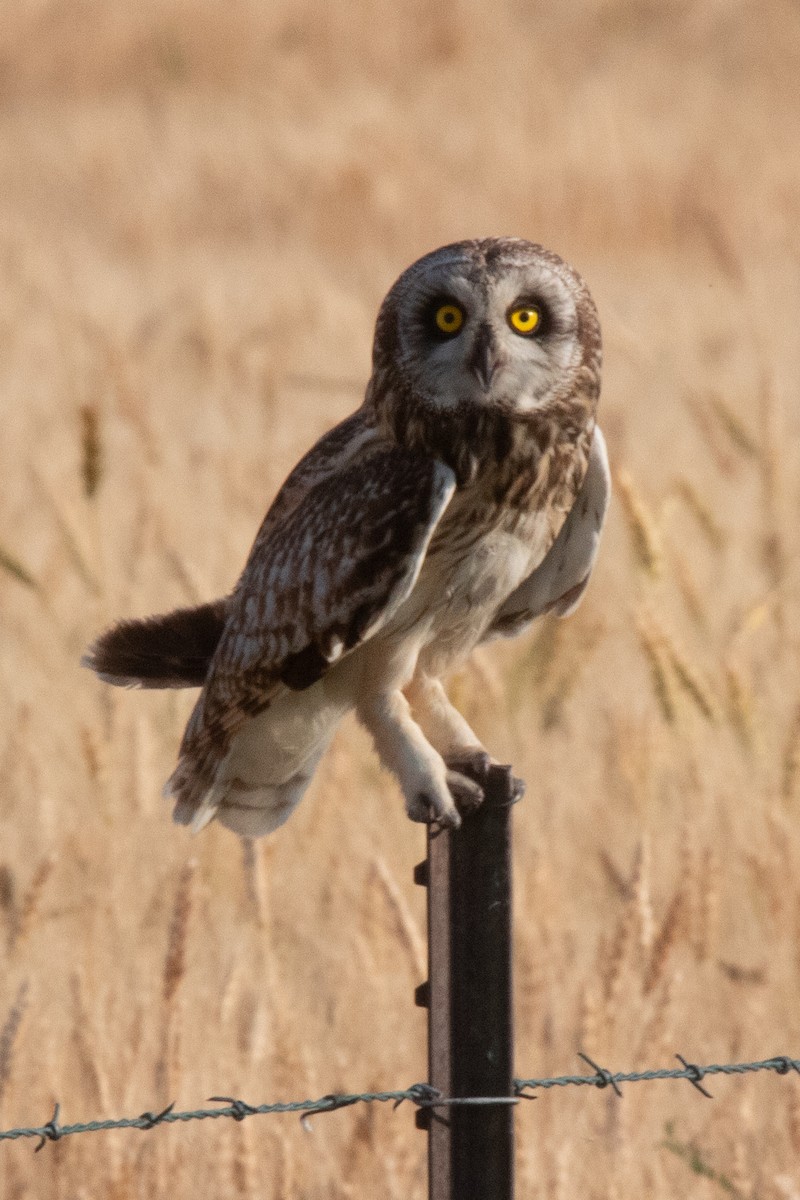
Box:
<box><xmin>497</xmin><ymin>763</ymin><xmax>526</xmax><ymax>804</ymax></box>
<box><xmin>407</xmin><ymin>791</ymin><xmax>462</xmax><ymax>828</ymax></box>
<box><xmin>445</xmin><ymin>752</ymin><xmax>525</xmax><ymax>806</ymax></box>
<box><xmin>445</xmin><ymin>768</ymin><xmax>485</xmax><ymax>814</ymax></box>
<box><xmin>445</xmin><ymin>749</ymin><xmax>493</xmax><ymax>786</ymax></box>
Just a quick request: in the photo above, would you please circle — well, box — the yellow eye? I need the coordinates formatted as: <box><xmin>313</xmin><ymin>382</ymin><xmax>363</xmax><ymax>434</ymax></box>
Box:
<box><xmin>508</xmin><ymin>306</ymin><xmax>541</xmax><ymax>336</ymax></box>
<box><xmin>434</xmin><ymin>303</ymin><xmax>464</xmax><ymax>336</ymax></box>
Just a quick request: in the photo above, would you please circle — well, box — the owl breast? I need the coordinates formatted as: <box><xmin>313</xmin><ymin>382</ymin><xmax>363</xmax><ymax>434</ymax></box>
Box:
<box><xmin>384</xmin><ymin>508</ymin><xmax>552</xmax><ymax>680</ymax></box>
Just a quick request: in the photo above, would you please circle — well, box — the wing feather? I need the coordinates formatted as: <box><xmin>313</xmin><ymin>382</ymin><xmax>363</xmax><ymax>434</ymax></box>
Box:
<box><xmin>168</xmin><ymin>440</ymin><xmax>456</xmax><ymax>811</ymax></box>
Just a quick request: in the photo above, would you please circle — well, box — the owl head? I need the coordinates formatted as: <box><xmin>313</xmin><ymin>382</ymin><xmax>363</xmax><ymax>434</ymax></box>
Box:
<box><xmin>371</xmin><ymin>238</ymin><xmax>602</xmax><ymax>420</ymax></box>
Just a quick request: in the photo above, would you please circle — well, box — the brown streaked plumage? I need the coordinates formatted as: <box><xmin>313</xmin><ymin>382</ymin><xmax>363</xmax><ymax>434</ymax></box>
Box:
<box><xmin>84</xmin><ymin>238</ymin><xmax>609</xmax><ymax>838</ymax></box>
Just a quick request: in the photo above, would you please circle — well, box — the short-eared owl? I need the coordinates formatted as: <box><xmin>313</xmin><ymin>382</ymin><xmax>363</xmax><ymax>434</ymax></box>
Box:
<box><xmin>84</xmin><ymin>239</ymin><xmax>609</xmax><ymax>837</ymax></box>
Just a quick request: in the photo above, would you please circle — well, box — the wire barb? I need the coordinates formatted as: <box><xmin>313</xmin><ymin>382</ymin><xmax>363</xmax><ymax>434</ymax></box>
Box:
<box><xmin>578</xmin><ymin>1052</ymin><xmax>623</xmax><ymax>1097</ymax></box>
<box><xmin>403</xmin><ymin>1082</ymin><xmax>442</xmax><ymax>1110</ymax></box>
<box><xmin>137</xmin><ymin>1102</ymin><xmax>176</xmax><ymax>1129</ymax></box>
<box><xmin>208</xmin><ymin>1097</ymin><xmax>256</xmax><ymax>1122</ymax></box>
<box><xmin>34</xmin><ymin>1104</ymin><xmax>62</xmax><ymax>1153</ymax></box>
<box><xmin>675</xmin><ymin>1055</ymin><xmax>713</xmax><ymax>1099</ymax></box>
<box><xmin>772</xmin><ymin>1056</ymin><xmax>800</xmax><ymax>1076</ymax></box>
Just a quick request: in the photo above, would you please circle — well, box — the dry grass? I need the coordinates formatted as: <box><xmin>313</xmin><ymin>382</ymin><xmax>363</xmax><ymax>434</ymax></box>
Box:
<box><xmin>2</xmin><ymin>1</ymin><xmax>800</xmax><ymax>1195</ymax></box>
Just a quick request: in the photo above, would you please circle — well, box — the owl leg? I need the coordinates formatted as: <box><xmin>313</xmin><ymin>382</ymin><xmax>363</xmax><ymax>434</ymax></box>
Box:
<box><xmin>357</xmin><ymin>690</ymin><xmax>482</xmax><ymax>828</ymax></box>
<box><xmin>404</xmin><ymin>673</ymin><xmax>485</xmax><ymax>757</ymax></box>
<box><xmin>405</xmin><ymin>674</ymin><xmax>525</xmax><ymax>804</ymax></box>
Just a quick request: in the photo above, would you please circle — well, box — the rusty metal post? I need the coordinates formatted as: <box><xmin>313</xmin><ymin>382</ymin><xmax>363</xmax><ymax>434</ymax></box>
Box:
<box><xmin>415</xmin><ymin>765</ymin><xmax>520</xmax><ymax>1200</ymax></box>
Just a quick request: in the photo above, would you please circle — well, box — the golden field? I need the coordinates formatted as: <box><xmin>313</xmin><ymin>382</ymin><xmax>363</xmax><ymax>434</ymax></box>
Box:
<box><xmin>2</xmin><ymin>1</ymin><xmax>800</xmax><ymax>1195</ymax></box>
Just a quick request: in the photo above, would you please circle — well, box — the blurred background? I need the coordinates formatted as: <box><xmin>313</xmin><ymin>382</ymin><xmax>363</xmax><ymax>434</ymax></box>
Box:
<box><xmin>2</xmin><ymin>1</ymin><xmax>800</xmax><ymax>1195</ymax></box>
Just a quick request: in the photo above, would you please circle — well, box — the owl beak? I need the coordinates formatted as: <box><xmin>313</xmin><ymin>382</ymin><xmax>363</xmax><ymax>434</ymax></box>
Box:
<box><xmin>468</xmin><ymin>323</ymin><xmax>501</xmax><ymax>390</ymax></box>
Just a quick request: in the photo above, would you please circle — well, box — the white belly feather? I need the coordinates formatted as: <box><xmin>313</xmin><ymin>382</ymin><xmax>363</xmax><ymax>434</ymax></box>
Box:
<box><xmin>410</xmin><ymin>516</ymin><xmax>551</xmax><ymax>677</ymax></box>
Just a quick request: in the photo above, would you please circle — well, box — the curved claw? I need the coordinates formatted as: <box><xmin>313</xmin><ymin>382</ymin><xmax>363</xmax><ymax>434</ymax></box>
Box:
<box><xmin>407</xmin><ymin>790</ymin><xmax>462</xmax><ymax>828</ymax></box>
<box><xmin>496</xmin><ymin>763</ymin><xmax>526</xmax><ymax>805</ymax></box>
<box><xmin>445</xmin><ymin>769</ymin><xmax>485</xmax><ymax>815</ymax></box>
<box><xmin>445</xmin><ymin>751</ymin><xmax>525</xmax><ymax>807</ymax></box>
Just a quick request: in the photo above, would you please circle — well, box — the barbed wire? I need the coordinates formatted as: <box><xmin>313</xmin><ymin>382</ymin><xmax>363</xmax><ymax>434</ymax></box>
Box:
<box><xmin>1</xmin><ymin>1054</ymin><xmax>798</xmax><ymax>1151</ymax></box>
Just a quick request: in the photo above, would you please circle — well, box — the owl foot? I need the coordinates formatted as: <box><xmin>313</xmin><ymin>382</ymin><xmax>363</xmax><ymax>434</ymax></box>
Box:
<box><xmin>445</xmin><ymin>750</ymin><xmax>526</xmax><ymax>806</ymax></box>
<box><xmin>407</xmin><ymin>753</ymin><xmax>524</xmax><ymax>828</ymax></box>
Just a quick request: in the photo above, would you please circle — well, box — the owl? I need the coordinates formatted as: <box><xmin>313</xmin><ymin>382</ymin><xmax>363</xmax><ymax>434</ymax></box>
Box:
<box><xmin>84</xmin><ymin>238</ymin><xmax>609</xmax><ymax>838</ymax></box>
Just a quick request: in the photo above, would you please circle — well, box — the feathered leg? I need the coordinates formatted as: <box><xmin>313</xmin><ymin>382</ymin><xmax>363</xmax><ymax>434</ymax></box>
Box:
<box><xmin>357</xmin><ymin>690</ymin><xmax>484</xmax><ymax>828</ymax></box>
<box><xmin>404</xmin><ymin>673</ymin><xmax>485</xmax><ymax>756</ymax></box>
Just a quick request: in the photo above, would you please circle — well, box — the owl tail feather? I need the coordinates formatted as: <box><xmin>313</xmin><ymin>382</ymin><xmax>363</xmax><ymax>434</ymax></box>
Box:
<box><xmin>82</xmin><ymin>599</ymin><xmax>227</xmax><ymax>689</ymax></box>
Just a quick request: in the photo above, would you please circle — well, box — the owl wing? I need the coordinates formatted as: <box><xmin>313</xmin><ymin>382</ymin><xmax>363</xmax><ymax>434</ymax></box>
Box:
<box><xmin>82</xmin><ymin>411</ymin><xmax>375</xmax><ymax>690</ymax></box>
<box><xmin>485</xmin><ymin>425</ymin><xmax>610</xmax><ymax>640</ymax></box>
<box><xmin>168</xmin><ymin>441</ymin><xmax>456</xmax><ymax>817</ymax></box>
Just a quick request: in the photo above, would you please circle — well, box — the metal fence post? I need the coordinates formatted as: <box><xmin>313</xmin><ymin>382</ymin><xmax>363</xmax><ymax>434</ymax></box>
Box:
<box><xmin>415</xmin><ymin>765</ymin><xmax>520</xmax><ymax>1200</ymax></box>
